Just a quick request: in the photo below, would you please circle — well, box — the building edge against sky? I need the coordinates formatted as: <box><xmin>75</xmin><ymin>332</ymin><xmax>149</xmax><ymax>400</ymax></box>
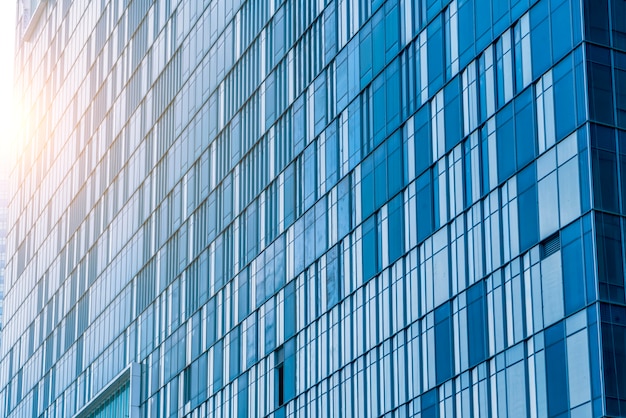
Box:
<box><xmin>1</xmin><ymin>0</ymin><xmax>626</xmax><ymax>417</ymax></box>
<box><xmin>0</xmin><ymin>0</ymin><xmax>17</xmax><ymax>350</ymax></box>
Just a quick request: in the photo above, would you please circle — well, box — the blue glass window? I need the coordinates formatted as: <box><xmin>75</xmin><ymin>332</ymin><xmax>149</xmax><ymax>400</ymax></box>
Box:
<box><xmin>425</xmin><ymin>0</ymin><xmax>445</xmax><ymax>23</ymax></box>
<box><xmin>337</xmin><ymin>176</ymin><xmax>351</xmax><ymax>239</ymax></box>
<box><xmin>458</xmin><ymin>0</ymin><xmax>476</xmax><ymax>68</ymax></box>
<box><xmin>550</xmin><ymin>0</ymin><xmax>573</xmax><ymax>61</ymax></box>
<box><xmin>360</xmin><ymin>23</ymin><xmax>373</xmax><ymax>88</ymax></box>
<box><xmin>388</xmin><ymin>194</ymin><xmax>404</xmax><ymax>263</ymax></box>
<box><xmin>427</xmin><ymin>16</ymin><xmax>444</xmax><ymax>92</ymax></box>
<box><xmin>283</xmin><ymin>339</ymin><xmax>297</xmax><ymax>402</ymax></box>
<box><xmin>325</xmin><ymin>121</ymin><xmax>339</xmax><ymax>188</ymax></box>
<box><xmin>475</xmin><ymin>0</ymin><xmax>493</xmax><ymax>52</ymax></box>
<box><xmin>348</xmin><ymin>37</ymin><xmax>361</xmax><ymax>102</ymax></box>
<box><xmin>553</xmin><ymin>54</ymin><xmax>577</xmax><ymax>140</ymax></box>
<box><xmin>416</xmin><ymin>171</ymin><xmax>434</xmax><ymax>243</ymax></box>
<box><xmin>591</xmin><ymin>124</ymin><xmax>619</xmax><ymax>213</ymax></box>
<box><xmin>545</xmin><ymin>321</ymin><xmax>568</xmax><ymax>417</ymax></box>
<box><xmin>237</xmin><ymin>270</ymin><xmax>249</xmax><ymax>321</ymax></box>
<box><xmin>213</xmin><ymin>339</ymin><xmax>224</xmax><ymax>391</ymax></box>
<box><xmin>467</xmin><ymin>281</ymin><xmax>488</xmax><ymax>366</ymax></box>
<box><xmin>386</xmin><ymin>59</ymin><xmax>402</xmax><ymax>137</ymax></box>
<box><xmin>284</xmin><ymin>163</ymin><xmax>296</xmax><ymax>227</ymax></box>
<box><xmin>601</xmin><ymin>303</ymin><xmax>626</xmax><ymax>417</ymax></box>
<box><xmin>531</xmin><ymin>1</ymin><xmax>551</xmax><ymax>79</ymax></box>
<box><xmin>583</xmin><ymin>0</ymin><xmax>610</xmax><ymax>46</ymax></box>
<box><xmin>444</xmin><ymin>76</ymin><xmax>463</xmax><ymax>152</ymax></box>
<box><xmin>387</xmin><ymin>131</ymin><xmax>404</xmax><ymax>197</ymax></box>
<box><xmin>348</xmin><ymin>100</ymin><xmax>362</xmax><ymax>170</ymax></box>
<box><xmin>372</xmin><ymin>10</ymin><xmax>386</xmax><ymax>76</ymax></box>
<box><xmin>336</xmin><ymin>48</ymin><xmax>349</xmax><ymax>112</ymax></box>
<box><xmin>435</xmin><ymin>302</ymin><xmax>453</xmax><ymax>384</ymax></box>
<box><xmin>266</xmin><ymin>73</ymin><xmax>277</xmax><ymax>129</ymax></box>
<box><xmin>237</xmin><ymin>373</ymin><xmax>249</xmax><ymax>418</ymax></box>
<box><xmin>414</xmin><ymin>104</ymin><xmax>432</xmax><ymax>176</ymax></box>
<box><xmin>293</xmin><ymin>96</ymin><xmax>306</xmax><ymax>156</ymax></box>
<box><xmin>313</xmin><ymin>73</ymin><xmax>327</xmax><ymax>137</ymax></box>
<box><xmin>561</xmin><ymin>221</ymin><xmax>586</xmax><ymax>315</ymax></box>
<box><xmin>613</xmin><ymin>0</ymin><xmax>626</xmax><ymax>50</ymax></box>
<box><xmin>303</xmin><ymin>143</ymin><xmax>317</xmax><ymax>210</ymax></box>
<box><xmin>385</xmin><ymin>2</ymin><xmax>400</xmax><ymax>62</ymax></box>
<box><xmin>372</xmin><ymin>74</ymin><xmax>387</xmax><ymax>146</ymax></box>
<box><xmin>480</xmin><ymin>126</ymin><xmax>491</xmax><ymax>195</ymax></box>
<box><xmin>587</xmin><ymin>45</ymin><xmax>615</xmax><ymax>126</ymax></box>
<box><xmin>362</xmin><ymin>215</ymin><xmax>378</xmax><ymax>282</ymax></box>
<box><xmin>514</xmin><ymin>87</ymin><xmax>536</xmax><ymax>168</ymax></box>
<box><xmin>285</xmin><ymin>282</ymin><xmax>296</xmax><ymax>339</ymax></box>
<box><xmin>421</xmin><ymin>387</ymin><xmax>439</xmax><ymax>418</ymax></box>
<box><xmin>517</xmin><ymin>163</ymin><xmax>539</xmax><ymax>251</ymax></box>
<box><xmin>326</xmin><ymin>246</ymin><xmax>340</xmax><ymax>309</ymax></box>
<box><xmin>324</xmin><ymin>6</ymin><xmax>337</xmax><ymax>63</ymax></box>
<box><xmin>363</xmin><ymin>132</ymin><xmax>403</xmax><ymax>219</ymax></box>
<box><xmin>615</xmin><ymin>52</ymin><xmax>626</xmax><ymax>129</ymax></box>
<box><xmin>497</xmin><ymin>102</ymin><xmax>516</xmax><ymax>182</ymax></box>
<box><xmin>596</xmin><ymin>212</ymin><xmax>625</xmax><ymax>304</ymax></box>
<box><xmin>229</xmin><ymin>327</ymin><xmax>241</xmax><ymax>380</ymax></box>
<box><xmin>492</xmin><ymin>0</ymin><xmax>511</xmax><ymax>35</ymax></box>
<box><xmin>361</xmin><ymin>155</ymin><xmax>375</xmax><ymax>219</ymax></box>
<box><xmin>620</xmin><ymin>131</ymin><xmax>626</xmax><ymax>216</ymax></box>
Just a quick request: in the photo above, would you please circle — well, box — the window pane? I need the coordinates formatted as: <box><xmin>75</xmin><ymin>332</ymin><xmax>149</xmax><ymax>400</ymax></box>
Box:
<box><xmin>362</xmin><ymin>215</ymin><xmax>378</xmax><ymax>282</ymax></box>
<box><xmin>596</xmin><ymin>213</ymin><xmax>625</xmax><ymax>303</ymax></box>
<box><xmin>435</xmin><ymin>303</ymin><xmax>453</xmax><ymax>384</ymax></box>
<box><xmin>517</xmin><ymin>165</ymin><xmax>539</xmax><ymax>251</ymax></box>
<box><xmin>467</xmin><ymin>281</ymin><xmax>487</xmax><ymax>366</ymax></box>
<box><xmin>545</xmin><ymin>323</ymin><xmax>568</xmax><ymax>417</ymax></box>
<box><xmin>561</xmin><ymin>221</ymin><xmax>586</xmax><ymax>315</ymax></box>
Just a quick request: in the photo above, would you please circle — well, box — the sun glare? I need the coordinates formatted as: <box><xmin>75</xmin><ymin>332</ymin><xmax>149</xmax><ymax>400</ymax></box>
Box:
<box><xmin>0</xmin><ymin>86</ymin><xmax>17</xmax><ymax>174</ymax></box>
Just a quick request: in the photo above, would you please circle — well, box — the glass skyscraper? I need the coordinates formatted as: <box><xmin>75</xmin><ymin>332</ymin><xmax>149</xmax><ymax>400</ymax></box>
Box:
<box><xmin>2</xmin><ymin>0</ymin><xmax>625</xmax><ymax>416</ymax></box>
<box><xmin>0</xmin><ymin>172</ymin><xmax>8</xmax><ymax>344</ymax></box>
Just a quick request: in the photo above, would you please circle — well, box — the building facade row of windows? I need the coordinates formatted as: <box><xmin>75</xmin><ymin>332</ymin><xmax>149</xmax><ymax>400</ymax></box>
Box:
<box><xmin>3</xmin><ymin>0</ymin><xmax>626</xmax><ymax>416</ymax></box>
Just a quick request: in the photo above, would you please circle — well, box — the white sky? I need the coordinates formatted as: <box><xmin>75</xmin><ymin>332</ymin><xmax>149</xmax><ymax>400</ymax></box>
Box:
<box><xmin>0</xmin><ymin>0</ymin><xmax>16</xmax><ymax>172</ymax></box>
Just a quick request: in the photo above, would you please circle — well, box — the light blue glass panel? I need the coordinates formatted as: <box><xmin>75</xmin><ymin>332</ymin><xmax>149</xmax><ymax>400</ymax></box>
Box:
<box><xmin>537</xmin><ymin>172</ymin><xmax>559</xmax><ymax>239</ymax></box>
<box><xmin>540</xmin><ymin>254</ymin><xmax>563</xmax><ymax>327</ymax></box>
<box><xmin>566</xmin><ymin>329</ymin><xmax>591</xmax><ymax>409</ymax></box>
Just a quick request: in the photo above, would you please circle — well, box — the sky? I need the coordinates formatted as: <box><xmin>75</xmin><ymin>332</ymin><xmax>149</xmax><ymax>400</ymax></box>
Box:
<box><xmin>0</xmin><ymin>0</ymin><xmax>17</xmax><ymax>173</ymax></box>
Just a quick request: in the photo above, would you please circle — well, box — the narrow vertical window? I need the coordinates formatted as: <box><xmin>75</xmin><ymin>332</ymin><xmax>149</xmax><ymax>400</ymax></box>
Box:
<box><xmin>462</xmin><ymin>61</ymin><xmax>478</xmax><ymax>137</ymax></box>
<box><xmin>275</xmin><ymin>346</ymin><xmax>285</xmax><ymax>407</ymax></box>
<box><xmin>444</xmin><ymin>1</ymin><xmax>459</xmax><ymax>80</ymax></box>
<box><xmin>535</xmin><ymin>70</ymin><xmax>555</xmax><ymax>154</ymax></box>
<box><xmin>495</xmin><ymin>29</ymin><xmax>514</xmax><ymax>107</ymax></box>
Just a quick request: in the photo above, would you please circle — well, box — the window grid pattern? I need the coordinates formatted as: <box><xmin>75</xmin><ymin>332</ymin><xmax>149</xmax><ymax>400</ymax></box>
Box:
<box><xmin>1</xmin><ymin>0</ymin><xmax>625</xmax><ymax>417</ymax></box>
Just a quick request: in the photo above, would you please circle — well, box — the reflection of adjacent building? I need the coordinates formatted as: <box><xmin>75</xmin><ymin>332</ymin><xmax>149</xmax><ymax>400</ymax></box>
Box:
<box><xmin>2</xmin><ymin>0</ymin><xmax>626</xmax><ymax>417</ymax></box>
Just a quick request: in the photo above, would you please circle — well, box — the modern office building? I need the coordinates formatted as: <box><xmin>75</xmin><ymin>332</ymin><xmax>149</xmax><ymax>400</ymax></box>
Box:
<box><xmin>1</xmin><ymin>0</ymin><xmax>625</xmax><ymax>416</ymax></box>
<box><xmin>0</xmin><ymin>173</ymin><xmax>8</xmax><ymax>342</ymax></box>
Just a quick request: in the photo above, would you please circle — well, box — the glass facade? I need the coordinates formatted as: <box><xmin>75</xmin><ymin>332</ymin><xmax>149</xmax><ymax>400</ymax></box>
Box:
<box><xmin>1</xmin><ymin>0</ymin><xmax>625</xmax><ymax>417</ymax></box>
<box><xmin>0</xmin><ymin>173</ymin><xmax>8</xmax><ymax>345</ymax></box>
<box><xmin>81</xmin><ymin>382</ymin><xmax>130</xmax><ymax>418</ymax></box>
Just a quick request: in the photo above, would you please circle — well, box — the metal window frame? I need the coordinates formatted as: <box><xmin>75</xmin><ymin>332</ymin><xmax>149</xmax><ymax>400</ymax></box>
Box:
<box><xmin>72</xmin><ymin>362</ymin><xmax>140</xmax><ymax>418</ymax></box>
